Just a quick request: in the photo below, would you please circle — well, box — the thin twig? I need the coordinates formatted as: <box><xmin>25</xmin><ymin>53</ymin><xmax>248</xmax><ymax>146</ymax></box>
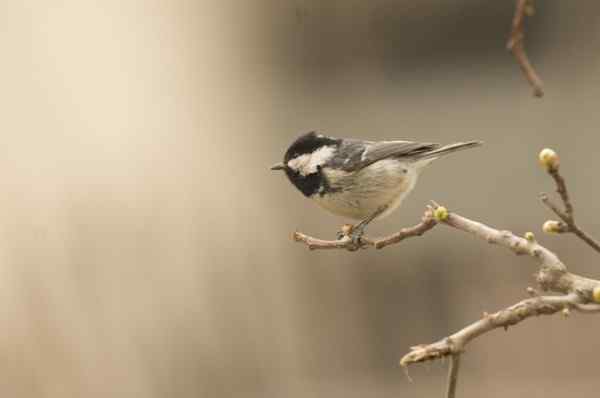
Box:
<box><xmin>291</xmin><ymin>233</ymin><xmax>355</xmax><ymax>251</ymax></box>
<box><xmin>507</xmin><ymin>0</ymin><xmax>544</xmax><ymax>97</ymax></box>
<box><xmin>400</xmin><ymin>294</ymin><xmax>593</xmax><ymax>367</ymax></box>
<box><xmin>446</xmin><ymin>354</ymin><xmax>461</xmax><ymax>398</ymax></box>
<box><xmin>293</xmin><ymin>210</ymin><xmax>438</xmax><ymax>251</ymax></box>
<box><xmin>540</xmin><ymin>167</ymin><xmax>600</xmax><ymax>254</ymax></box>
<box><xmin>548</xmin><ymin>168</ymin><xmax>573</xmax><ymax>216</ymax></box>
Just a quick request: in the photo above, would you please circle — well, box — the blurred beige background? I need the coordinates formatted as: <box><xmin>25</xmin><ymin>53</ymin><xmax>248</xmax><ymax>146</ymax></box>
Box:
<box><xmin>1</xmin><ymin>1</ymin><xmax>600</xmax><ymax>397</ymax></box>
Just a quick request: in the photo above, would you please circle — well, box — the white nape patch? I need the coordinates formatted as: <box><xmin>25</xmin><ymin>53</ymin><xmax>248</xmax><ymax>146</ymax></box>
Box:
<box><xmin>287</xmin><ymin>145</ymin><xmax>336</xmax><ymax>176</ymax></box>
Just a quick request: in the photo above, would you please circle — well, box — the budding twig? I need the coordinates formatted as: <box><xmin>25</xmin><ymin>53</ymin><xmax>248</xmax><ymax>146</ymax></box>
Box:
<box><xmin>293</xmin><ymin>209</ymin><xmax>438</xmax><ymax>251</ymax></box>
<box><xmin>538</xmin><ymin>149</ymin><xmax>600</xmax><ymax>254</ymax></box>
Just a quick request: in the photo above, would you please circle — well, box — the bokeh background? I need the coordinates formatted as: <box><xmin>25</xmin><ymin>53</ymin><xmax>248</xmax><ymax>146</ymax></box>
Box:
<box><xmin>1</xmin><ymin>1</ymin><xmax>600</xmax><ymax>397</ymax></box>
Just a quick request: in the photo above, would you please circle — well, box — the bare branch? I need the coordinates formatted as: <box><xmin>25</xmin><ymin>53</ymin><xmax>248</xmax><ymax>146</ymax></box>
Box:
<box><xmin>398</xmin><ymin>206</ymin><xmax>600</xmax><ymax>370</ymax></box>
<box><xmin>507</xmin><ymin>0</ymin><xmax>544</xmax><ymax>97</ymax></box>
<box><xmin>291</xmin><ymin>232</ymin><xmax>356</xmax><ymax>251</ymax></box>
<box><xmin>293</xmin><ymin>209</ymin><xmax>438</xmax><ymax>251</ymax></box>
<box><xmin>401</xmin><ymin>294</ymin><xmax>589</xmax><ymax>367</ymax></box>
<box><xmin>371</xmin><ymin>211</ymin><xmax>438</xmax><ymax>249</ymax></box>
<box><xmin>540</xmin><ymin>164</ymin><xmax>600</xmax><ymax>254</ymax></box>
<box><xmin>438</xmin><ymin>210</ymin><xmax>599</xmax><ymax>296</ymax></box>
<box><xmin>446</xmin><ymin>354</ymin><xmax>461</xmax><ymax>398</ymax></box>
<box><xmin>547</xmin><ymin>168</ymin><xmax>573</xmax><ymax>216</ymax></box>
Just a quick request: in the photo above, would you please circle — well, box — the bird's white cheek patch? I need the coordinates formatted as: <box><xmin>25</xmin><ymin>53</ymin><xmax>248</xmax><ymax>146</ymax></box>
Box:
<box><xmin>288</xmin><ymin>145</ymin><xmax>336</xmax><ymax>176</ymax></box>
<box><xmin>287</xmin><ymin>154</ymin><xmax>310</xmax><ymax>174</ymax></box>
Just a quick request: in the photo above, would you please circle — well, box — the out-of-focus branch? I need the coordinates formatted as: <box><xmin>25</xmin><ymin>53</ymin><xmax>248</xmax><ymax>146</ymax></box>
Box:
<box><xmin>293</xmin><ymin>209</ymin><xmax>438</xmax><ymax>251</ymax></box>
<box><xmin>507</xmin><ymin>0</ymin><xmax>544</xmax><ymax>97</ymax></box>
<box><xmin>446</xmin><ymin>354</ymin><xmax>461</xmax><ymax>398</ymax></box>
<box><xmin>538</xmin><ymin>148</ymin><xmax>600</xmax><ymax>253</ymax></box>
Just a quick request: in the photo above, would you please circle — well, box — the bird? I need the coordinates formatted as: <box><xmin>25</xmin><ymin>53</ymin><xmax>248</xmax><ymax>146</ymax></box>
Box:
<box><xmin>271</xmin><ymin>131</ymin><xmax>482</xmax><ymax>243</ymax></box>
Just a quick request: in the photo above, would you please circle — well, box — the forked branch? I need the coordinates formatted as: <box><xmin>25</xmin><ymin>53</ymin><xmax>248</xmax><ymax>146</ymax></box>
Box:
<box><xmin>398</xmin><ymin>204</ymin><xmax>600</xmax><ymax>397</ymax></box>
<box><xmin>539</xmin><ymin>148</ymin><xmax>600</xmax><ymax>253</ymax></box>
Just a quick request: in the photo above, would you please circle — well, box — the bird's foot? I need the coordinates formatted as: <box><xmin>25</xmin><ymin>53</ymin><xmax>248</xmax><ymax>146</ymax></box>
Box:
<box><xmin>349</xmin><ymin>224</ymin><xmax>366</xmax><ymax>247</ymax></box>
<box><xmin>334</xmin><ymin>224</ymin><xmax>364</xmax><ymax>251</ymax></box>
<box><xmin>336</xmin><ymin>224</ymin><xmax>354</xmax><ymax>240</ymax></box>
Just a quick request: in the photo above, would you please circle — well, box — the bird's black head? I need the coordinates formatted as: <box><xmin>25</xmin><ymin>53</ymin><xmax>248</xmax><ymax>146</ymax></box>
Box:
<box><xmin>271</xmin><ymin>131</ymin><xmax>339</xmax><ymax>197</ymax></box>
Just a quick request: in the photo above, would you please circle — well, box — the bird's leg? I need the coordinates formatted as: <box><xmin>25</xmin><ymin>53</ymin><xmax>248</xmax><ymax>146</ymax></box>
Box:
<box><xmin>347</xmin><ymin>206</ymin><xmax>388</xmax><ymax>245</ymax></box>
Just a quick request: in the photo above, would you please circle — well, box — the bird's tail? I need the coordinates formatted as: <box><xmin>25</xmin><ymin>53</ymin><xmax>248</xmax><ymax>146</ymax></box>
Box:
<box><xmin>414</xmin><ymin>141</ymin><xmax>483</xmax><ymax>162</ymax></box>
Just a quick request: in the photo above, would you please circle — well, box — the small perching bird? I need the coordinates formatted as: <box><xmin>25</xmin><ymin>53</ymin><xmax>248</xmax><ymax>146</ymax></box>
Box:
<box><xmin>271</xmin><ymin>132</ymin><xmax>482</xmax><ymax>242</ymax></box>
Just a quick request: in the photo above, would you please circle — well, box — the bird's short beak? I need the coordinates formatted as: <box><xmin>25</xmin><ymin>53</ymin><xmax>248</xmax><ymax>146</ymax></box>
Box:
<box><xmin>270</xmin><ymin>162</ymin><xmax>285</xmax><ymax>171</ymax></box>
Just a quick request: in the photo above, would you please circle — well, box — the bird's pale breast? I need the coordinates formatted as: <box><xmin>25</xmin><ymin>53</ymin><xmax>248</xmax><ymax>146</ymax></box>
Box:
<box><xmin>313</xmin><ymin>159</ymin><xmax>417</xmax><ymax>220</ymax></box>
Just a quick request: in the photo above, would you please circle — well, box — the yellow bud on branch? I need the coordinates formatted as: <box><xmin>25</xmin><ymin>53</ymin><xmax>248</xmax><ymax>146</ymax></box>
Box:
<box><xmin>542</xmin><ymin>220</ymin><xmax>561</xmax><ymax>234</ymax></box>
<box><xmin>433</xmin><ymin>206</ymin><xmax>449</xmax><ymax>222</ymax></box>
<box><xmin>538</xmin><ymin>148</ymin><xmax>559</xmax><ymax>171</ymax></box>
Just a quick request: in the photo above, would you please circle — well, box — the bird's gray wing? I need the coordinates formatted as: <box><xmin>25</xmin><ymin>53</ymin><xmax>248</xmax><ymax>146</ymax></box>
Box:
<box><xmin>331</xmin><ymin>140</ymin><xmax>439</xmax><ymax>172</ymax></box>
